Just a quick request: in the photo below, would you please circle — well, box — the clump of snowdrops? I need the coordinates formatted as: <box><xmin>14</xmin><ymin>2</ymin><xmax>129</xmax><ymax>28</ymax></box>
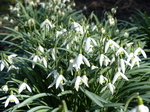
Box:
<box><xmin>0</xmin><ymin>0</ymin><xmax>150</xmax><ymax>112</ymax></box>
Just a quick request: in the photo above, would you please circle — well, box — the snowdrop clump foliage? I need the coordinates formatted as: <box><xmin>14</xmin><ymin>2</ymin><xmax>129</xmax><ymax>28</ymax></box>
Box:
<box><xmin>0</xmin><ymin>0</ymin><xmax>150</xmax><ymax>111</ymax></box>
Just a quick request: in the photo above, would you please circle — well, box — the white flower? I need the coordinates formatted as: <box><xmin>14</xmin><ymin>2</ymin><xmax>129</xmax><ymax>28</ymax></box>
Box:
<box><xmin>73</xmin><ymin>76</ymin><xmax>88</xmax><ymax>91</ymax></box>
<box><xmin>130</xmin><ymin>105</ymin><xmax>149</xmax><ymax>112</ymax></box>
<box><xmin>18</xmin><ymin>82</ymin><xmax>32</xmax><ymax>93</ymax></box>
<box><xmin>32</xmin><ymin>55</ymin><xmax>41</xmax><ymax>68</ymax></box>
<box><xmin>47</xmin><ymin>70</ymin><xmax>59</xmax><ymax>79</ymax></box>
<box><xmin>48</xmin><ymin>48</ymin><xmax>56</xmax><ymax>60</ymax></box>
<box><xmin>40</xmin><ymin>19</ymin><xmax>53</xmax><ymax>31</ymax></box>
<box><xmin>68</xmin><ymin>54</ymin><xmax>90</xmax><ymax>71</ymax></box>
<box><xmin>119</xmin><ymin>58</ymin><xmax>132</xmax><ymax>73</ymax></box>
<box><xmin>101</xmin><ymin>28</ymin><xmax>105</xmax><ymax>34</ymax></box>
<box><xmin>5</xmin><ymin>95</ymin><xmax>19</xmax><ymax>108</ymax></box>
<box><xmin>8</xmin><ymin>54</ymin><xmax>17</xmax><ymax>64</ymax></box>
<box><xmin>105</xmin><ymin>39</ymin><xmax>119</xmax><ymax>53</ymax></box>
<box><xmin>48</xmin><ymin>74</ymin><xmax>67</xmax><ymax>91</ymax></box>
<box><xmin>71</xmin><ymin>22</ymin><xmax>84</xmax><ymax>34</ymax></box>
<box><xmin>56</xmin><ymin>29</ymin><xmax>67</xmax><ymax>39</ymax></box>
<box><xmin>28</xmin><ymin>18</ymin><xmax>35</xmax><ymax>26</ymax></box>
<box><xmin>7</xmin><ymin>65</ymin><xmax>19</xmax><ymax>72</ymax></box>
<box><xmin>112</xmin><ymin>68</ymin><xmax>128</xmax><ymax>84</ymax></box>
<box><xmin>2</xmin><ymin>85</ymin><xmax>8</xmax><ymax>92</ymax></box>
<box><xmin>134</xmin><ymin>47</ymin><xmax>147</xmax><ymax>58</ymax></box>
<box><xmin>97</xmin><ymin>75</ymin><xmax>108</xmax><ymax>85</ymax></box>
<box><xmin>41</xmin><ymin>57</ymin><xmax>47</xmax><ymax>68</ymax></box>
<box><xmin>111</xmin><ymin>8</ymin><xmax>116</xmax><ymax>14</ymax></box>
<box><xmin>100</xmin><ymin>83</ymin><xmax>115</xmax><ymax>94</ymax></box>
<box><xmin>96</xmin><ymin>54</ymin><xmax>111</xmax><ymax>67</ymax></box>
<box><xmin>116</xmin><ymin>47</ymin><xmax>128</xmax><ymax>57</ymax></box>
<box><xmin>108</xmin><ymin>16</ymin><xmax>115</xmax><ymax>26</ymax></box>
<box><xmin>82</xmin><ymin>75</ymin><xmax>89</xmax><ymax>87</ymax></box>
<box><xmin>124</xmin><ymin>32</ymin><xmax>129</xmax><ymax>37</ymax></box>
<box><xmin>3</xmin><ymin>16</ymin><xmax>9</xmax><ymax>21</ymax></box>
<box><xmin>84</xmin><ymin>37</ymin><xmax>97</xmax><ymax>53</ymax></box>
<box><xmin>0</xmin><ymin>60</ymin><xmax>8</xmax><ymax>71</ymax></box>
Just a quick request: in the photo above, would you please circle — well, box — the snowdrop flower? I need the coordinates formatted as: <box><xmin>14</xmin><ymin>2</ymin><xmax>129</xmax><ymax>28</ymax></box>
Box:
<box><xmin>119</xmin><ymin>58</ymin><xmax>132</xmax><ymax>73</ymax></box>
<box><xmin>38</xmin><ymin>45</ymin><xmax>44</xmax><ymax>54</ymax></box>
<box><xmin>67</xmin><ymin>54</ymin><xmax>90</xmax><ymax>71</ymax></box>
<box><xmin>3</xmin><ymin>16</ymin><xmax>9</xmax><ymax>21</ymax></box>
<box><xmin>124</xmin><ymin>32</ymin><xmax>129</xmax><ymax>37</ymax></box>
<box><xmin>28</xmin><ymin>18</ymin><xmax>35</xmax><ymax>26</ymax></box>
<box><xmin>84</xmin><ymin>37</ymin><xmax>97</xmax><ymax>53</ymax></box>
<box><xmin>48</xmin><ymin>73</ymin><xmax>67</xmax><ymax>91</ymax></box>
<box><xmin>47</xmin><ymin>70</ymin><xmax>59</xmax><ymax>79</ymax></box>
<box><xmin>82</xmin><ymin>75</ymin><xmax>89</xmax><ymax>87</ymax></box>
<box><xmin>100</xmin><ymin>82</ymin><xmax>115</xmax><ymax>94</ymax></box>
<box><xmin>32</xmin><ymin>55</ymin><xmax>41</xmax><ymax>68</ymax></box>
<box><xmin>40</xmin><ymin>19</ymin><xmax>53</xmax><ymax>31</ymax></box>
<box><xmin>96</xmin><ymin>54</ymin><xmax>111</xmax><ymax>67</ymax></box>
<box><xmin>2</xmin><ymin>85</ymin><xmax>8</xmax><ymax>92</ymax></box>
<box><xmin>18</xmin><ymin>82</ymin><xmax>32</xmax><ymax>93</ymax></box>
<box><xmin>105</xmin><ymin>39</ymin><xmax>119</xmax><ymax>53</ymax></box>
<box><xmin>101</xmin><ymin>28</ymin><xmax>106</xmax><ymax>34</ymax></box>
<box><xmin>41</xmin><ymin>57</ymin><xmax>47</xmax><ymax>68</ymax></box>
<box><xmin>48</xmin><ymin>48</ymin><xmax>56</xmax><ymax>60</ymax></box>
<box><xmin>111</xmin><ymin>8</ymin><xmax>117</xmax><ymax>14</ymax></box>
<box><xmin>130</xmin><ymin>96</ymin><xmax>149</xmax><ymax>112</ymax></box>
<box><xmin>112</xmin><ymin>68</ymin><xmax>128</xmax><ymax>84</ymax></box>
<box><xmin>131</xmin><ymin>57</ymin><xmax>141</xmax><ymax>69</ymax></box>
<box><xmin>71</xmin><ymin>22</ymin><xmax>84</xmax><ymax>34</ymax></box>
<box><xmin>56</xmin><ymin>29</ymin><xmax>67</xmax><ymax>39</ymax></box>
<box><xmin>109</xmin><ymin>17</ymin><xmax>115</xmax><ymax>26</ymax></box>
<box><xmin>91</xmin><ymin>25</ymin><xmax>97</xmax><ymax>31</ymax></box>
<box><xmin>97</xmin><ymin>74</ymin><xmax>108</xmax><ymax>85</ymax></box>
<box><xmin>0</xmin><ymin>60</ymin><xmax>8</xmax><ymax>71</ymax></box>
<box><xmin>8</xmin><ymin>54</ymin><xmax>17</xmax><ymax>64</ymax></box>
<box><xmin>127</xmin><ymin>52</ymin><xmax>141</xmax><ymax>69</ymax></box>
<box><xmin>134</xmin><ymin>47</ymin><xmax>147</xmax><ymax>58</ymax></box>
<box><xmin>7</xmin><ymin>65</ymin><xmax>19</xmax><ymax>72</ymax></box>
<box><xmin>5</xmin><ymin>91</ymin><xmax>19</xmax><ymax>108</ymax></box>
<box><xmin>73</xmin><ymin>75</ymin><xmax>89</xmax><ymax>91</ymax></box>
<box><xmin>116</xmin><ymin>47</ymin><xmax>128</xmax><ymax>57</ymax></box>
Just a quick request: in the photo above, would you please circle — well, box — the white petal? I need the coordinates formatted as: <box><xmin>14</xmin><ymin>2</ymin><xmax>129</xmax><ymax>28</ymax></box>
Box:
<box><xmin>75</xmin><ymin>76</ymin><xmax>81</xmax><ymax>91</ymax></box>
<box><xmin>56</xmin><ymin>75</ymin><xmax>63</xmax><ymax>89</ymax></box>
<box><xmin>25</xmin><ymin>84</ymin><xmax>32</xmax><ymax>92</ymax></box>
<box><xmin>4</xmin><ymin>97</ymin><xmax>10</xmax><ymax>108</ymax></box>
<box><xmin>82</xmin><ymin>55</ymin><xmax>90</xmax><ymax>67</ymax></box>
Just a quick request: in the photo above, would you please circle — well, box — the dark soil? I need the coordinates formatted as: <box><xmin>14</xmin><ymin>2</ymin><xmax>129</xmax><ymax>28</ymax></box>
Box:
<box><xmin>74</xmin><ymin>0</ymin><xmax>150</xmax><ymax>20</ymax></box>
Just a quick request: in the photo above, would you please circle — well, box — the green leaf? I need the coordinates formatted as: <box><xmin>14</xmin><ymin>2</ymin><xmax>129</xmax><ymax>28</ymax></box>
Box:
<box><xmin>80</xmin><ymin>87</ymin><xmax>105</xmax><ymax>107</ymax></box>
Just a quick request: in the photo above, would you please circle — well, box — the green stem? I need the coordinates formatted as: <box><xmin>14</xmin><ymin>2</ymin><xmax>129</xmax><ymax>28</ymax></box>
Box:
<box><xmin>124</xmin><ymin>92</ymin><xmax>139</xmax><ymax>112</ymax></box>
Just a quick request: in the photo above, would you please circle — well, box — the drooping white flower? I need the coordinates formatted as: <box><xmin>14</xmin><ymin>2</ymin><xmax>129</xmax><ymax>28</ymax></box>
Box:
<box><xmin>130</xmin><ymin>105</ymin><xmax>149</xmax><ymax>112</ymax></box>
<box><xmin>48</xmin><ymin>48</ymin><xmax>56</xmax><ymax>60</ymax></box>
<box><xmin>73</xmin><ymin>75</ymin><xmax>89</xmax><ymax>91</ymax></box>
<box><xmin>28</xmin><ymin>18</ymin><xmax>35</xmax><ymax>26</ymax></box>
<box><xmin>71</xmin><ymin>22</ymin><xmax>84</xmax><ymax>34</ymax></box>
<box><xmin>134</xmin><ymin>47</ymin><xmax>147</xmax><ymax>58</ymax></box>
<box><xmin>109</xmin><ymin>17</ymin><xmax>115</xmax><ymax>26</ymax></box>
<box><xmin>96</xmin><ymin>54</ymin><xmax>111</xmax><ymax>67</ymax></box>
<box><xmin>32</xmin><ymin>55</ymin><xmax>41</xmax><ymax>68</ymax></box>
<box><xmin>105</xmin><ymin>39</ymin><xmax>119</xmax><ymax>53</ymax></box>
<box><xmin>124</xmin><ymin>32</ymin><xmax>129</xmax><ymax>37</ymax></box>
<box><xmin>18</xmin><ymin>82</ymin><xmax>32</xmax><ymax>93</ymax></box>
<box><xmin>56</xmin><ymin>29</ymin><xmax>67</xmax><ymax>39</ymax></box>
<box><xmin>130</xmin><ymin>96</ymin><xmax>149</xmax><ymax>112</ymax></box>
<box><xmin>97</xmin><ymin>75</ymin><xmax>108</xmax><ymax>85</ymax></box>
<box><xmin>1</xmin><ymin>85</ymin><xmax>8</xmax><ymax>92</ymax></box>
<box><xmin>82</xmin><ymin>75</ymin><xmax>89</xmax><ymax>87</ymax></box>
<box><xmin>116</xmin><ymin>47</ymin><xmax>128</xmax><ymax>57</ymax></box>
<box><xmin>40</xmin><ymin>19</ymin><xmax>53</xmax><ymax>31</ymax></box>
<box><xmin>47</xmin><ymin>70</ymin><xmax>59</xmax><ymax>79</ymax></box>
<box><xmin>7</xmin><ymin>65</ymin><xmax>19</xmax><ymax>72</ymax></box>
<box><xmin>48</xmin><ymin>74</ymin><xmax>67</xmax><ymax>91</ymax></box>
<box><xmin>41</xmin><ymin>57</ymin><xmax>47</xmax><ymax>68</ymax></box>
<box><xmin>100</xmin><ymin>82</ymin><xmax>115</xmax><ymax>94</ymax></box>
<box><xmin>84</xmin><ymin>37</ymin><xmax>97</xmax><ymax>53</ymax></box>
<box><xmin>5</xmin><ymin>94</ymin><xmax>19</xmax><ymax>108</ymax></box>
<box><xmin>68</xmin><ymin>54</ymin><xmax>90</xmax><ymax>71</ymax></box>
<box><xmin>112</xmin><ymin>68</ymin><xmax>128</xmax><ymax>84</ymax></box>
<box><xmin>0</xmin><ymin>60</ymin><xmax>8</xmax><ymax>71</ymax></box>
<box><xmin>119</xmin><ymin>58</ymin><xmax>132</xmax><ymax>73</ymax></box>
<box><xmin>8</xmin><ymin>54</ymin><xmax>17</xmax><ymax>64</ymax></box>
<box><xmin>101</xmin><ymin>28</ymin><xmax>105</xmax><ymax>34</ymax></box>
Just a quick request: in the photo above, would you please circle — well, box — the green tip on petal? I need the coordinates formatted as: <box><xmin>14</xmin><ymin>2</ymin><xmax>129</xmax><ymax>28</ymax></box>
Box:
<box><xmin>24</xmin><ymin>78</ymin><xmax>27</xmax><ymax>83</ymax></box>
<box><xmin>84</xmin><ymin>71</ymin><xmax>86</xmax><ymax>75</ymax></box>
<box><xmin>137</xmin><ymin>96</ymin><xmax>143</xmax><ymax>105</ymax></box>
